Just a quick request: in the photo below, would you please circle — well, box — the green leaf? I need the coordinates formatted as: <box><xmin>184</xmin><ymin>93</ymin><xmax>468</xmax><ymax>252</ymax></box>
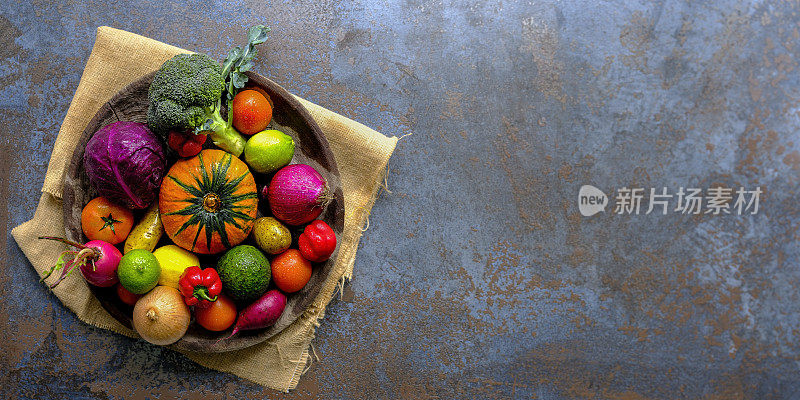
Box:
<box><xmin>240</xmin><ymin>50</ymin><xmax>255</xmax><ymax>64</ymax></box>
<box><xmin>231</xmin><ymin>72</ymin><xmax>247</xmax><ymax>89</ymax></box>
<box><xmin>227</xmin><ymin>46</ymin><xmax>242</xmax><ymax>62</ymax></box>
<box><xmin>220</xmin><ymin>25</ymin><xmax>271</xmax><ymax>100</ymax></box>
<box><xmin>56</xmin><ymin>252</ymin><xmax>70</xmax><ymax>270</ymax></box>
<box><xmin>248</xmin><ymin>25</ymin><xmax>270</xmax><ymax>45</ymax></box>
<box><xmin>221</xmin><ymin>46</ymin><xmax>242</xmax><ymax>78</ymax></box>
<box><xmin>42</xmin><ymin>251</ymin><xmax>75</xmax><ymax>282</ymax></box>
<box><xmin>194</xmin><ymin>118</ymin><xmax>214</xmax><ymax>135</ymax></box>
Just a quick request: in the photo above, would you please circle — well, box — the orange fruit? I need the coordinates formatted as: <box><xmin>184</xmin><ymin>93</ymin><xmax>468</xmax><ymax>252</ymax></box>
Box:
<box><xmin>232</xmin><ymin>89</ymin><xmax>272</xmax><ymax>135</ymax></box>
<box><xmin>195</xmin><ymin>294</ymin><xmax>237</xmax><ymax>332</ymax></box>
<box><xmin>81</xmin><ymin>197</ymin><xmax>134</xmax><ymax>245</ymax></box>
<box><xmin>271</xmin><ymin>249</ymin><xmax>312</xmax><ymax>293</ymax></box>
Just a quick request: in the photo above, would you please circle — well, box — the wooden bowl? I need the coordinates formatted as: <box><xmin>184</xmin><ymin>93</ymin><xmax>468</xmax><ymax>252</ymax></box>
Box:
<box><xmin>62</xmin><ymin>71</ymin><xmax>344</xmax><ymax>353</ymax></box>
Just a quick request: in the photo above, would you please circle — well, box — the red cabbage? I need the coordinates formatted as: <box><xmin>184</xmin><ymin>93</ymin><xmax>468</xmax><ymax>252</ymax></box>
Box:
<box><xmin>83</xmin><ymin>121</ymin><xmax>166</xmax><ymax>209</ymax></box>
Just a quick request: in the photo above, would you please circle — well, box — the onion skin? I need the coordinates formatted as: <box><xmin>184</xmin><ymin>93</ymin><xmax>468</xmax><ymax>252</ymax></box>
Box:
<box><xmin>268</xmin><ymin>164</ymin><xmax>330</xmax><ymax>226</ymax></box>
<box><xmin>80</xmin><ymin>240</ymin><xmax>122</xmax><ymax>287</ymax></box>
<box><xmin>133</xmin><ymin>286</ymin><xmax>190</xmax><ymax>346</ymax></box>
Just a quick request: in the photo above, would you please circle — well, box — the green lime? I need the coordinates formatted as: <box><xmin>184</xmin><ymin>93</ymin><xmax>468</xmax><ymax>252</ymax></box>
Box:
<box><xmin>117</xmin><ymin>249</ymin><xmax>161</xmax><ymax>294</ymax></box>
<box><xmin>252</xmin><ymin>217</ymin><xmax>292</xmax><ymax>255</ymax></box>
<box><xmin>243</xmin><ymin>129</ymin><xmax>295</xmax><ymax>174</ymax></box>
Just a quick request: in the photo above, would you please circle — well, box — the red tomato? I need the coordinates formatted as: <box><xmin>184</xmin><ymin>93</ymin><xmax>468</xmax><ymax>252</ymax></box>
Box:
<box><xmin>232</xmin><ymin>89</ymin><xmax>272</xmax><ymax>135</ymax></box>
<box><xmin>116</xmin><ymin>283</ymin><xmax>142</xmax><ymax>306</ymax></box>
<box><xmin>195</xmin><ymin>294</ymin><xmax>237</xmax><ymax>332</ymax></box>
<box><xmin>81</xmin><ymin>197</ymin><xmax>134</xmax><ymax>245</ymax></box>
<box><xmin>271</xmin><ymin>249</ymin><xmax>312</xmax><ymax>293</ymax></box>
<box><xmin>244</xmin><ymin>85</ymin><xmax>273</xmax><ymax>107</ymax></box>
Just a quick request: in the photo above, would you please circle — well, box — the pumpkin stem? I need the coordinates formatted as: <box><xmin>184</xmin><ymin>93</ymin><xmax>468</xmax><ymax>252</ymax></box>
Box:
<box><xmin>203</xmin><ymin>193</ymin><xmax>222</xmax><ymax>212</ymax></box>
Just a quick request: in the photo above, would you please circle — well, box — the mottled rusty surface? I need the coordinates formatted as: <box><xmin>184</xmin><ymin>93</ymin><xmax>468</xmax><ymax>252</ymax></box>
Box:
<box><xmin>2</xmin><ymin>0</ymin><xmax>800</xmax><ymax>398</ymax></box>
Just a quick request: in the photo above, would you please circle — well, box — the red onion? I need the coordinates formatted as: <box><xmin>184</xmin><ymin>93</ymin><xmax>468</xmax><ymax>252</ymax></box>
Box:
<box><xmin>268</xmin><ymin>164</ymin><xmax>331</xmax><ymax>226</ymax></box>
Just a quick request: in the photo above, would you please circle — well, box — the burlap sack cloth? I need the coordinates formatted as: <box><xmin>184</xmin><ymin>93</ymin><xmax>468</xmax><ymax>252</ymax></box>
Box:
<box><xmin>11</xmin><ymin>26</ymin><xmax>397</xmax><ymax>392</ymax></box>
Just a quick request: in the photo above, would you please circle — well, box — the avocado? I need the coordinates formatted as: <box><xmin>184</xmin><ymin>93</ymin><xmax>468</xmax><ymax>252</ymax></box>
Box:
<box><xmin>216</xmin><ymin>245</ymin><xmax>271</xmax><ymax>303</ymax></box>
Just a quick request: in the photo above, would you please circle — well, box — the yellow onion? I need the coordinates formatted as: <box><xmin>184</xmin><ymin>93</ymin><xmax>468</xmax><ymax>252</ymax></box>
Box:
<box><xmin>132</xmin><ymin>286</ymin><xmax>190</xmax><ymax>345</ymax></box>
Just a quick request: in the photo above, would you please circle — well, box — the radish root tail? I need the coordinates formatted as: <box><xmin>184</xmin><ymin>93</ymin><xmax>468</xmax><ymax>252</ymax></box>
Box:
<box><xmin>213</xmin><ymin>328</ymin><xmax>239</xmax><ymax>346</ymax></box>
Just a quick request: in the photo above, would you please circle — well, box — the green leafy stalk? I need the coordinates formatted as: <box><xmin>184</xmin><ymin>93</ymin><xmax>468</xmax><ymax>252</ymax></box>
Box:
<box><xmin>221</xmin><ymin>25</ymin><xmax>271</xmax><ymax>101</ymax></box>
<box><xmin>195</xmin><ymin>25</ymin><xmax>271</xmax><ymax>156</ymax></box>
<box><xmin>198</xmin><ymin>104</ymin><xmax>246</xmax><ymax>156</ymax></box>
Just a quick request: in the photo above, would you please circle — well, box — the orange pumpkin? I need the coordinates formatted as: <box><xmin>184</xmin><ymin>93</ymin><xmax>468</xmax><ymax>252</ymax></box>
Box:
<box><xmin>160</xmin><ymin>149</ymin><xmax>258</xmax><ymax>254</ymax></box>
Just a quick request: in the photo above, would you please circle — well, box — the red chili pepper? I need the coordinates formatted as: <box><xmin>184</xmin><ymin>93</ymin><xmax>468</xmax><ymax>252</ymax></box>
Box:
<box><xmin>178</xmin><ymin>266</ymin><xmax>222</xmax><ymax>308</ymax></box>
<box><xmin>167</xmin><ymin>130</ymin><xmax>207</xmax><ymax>158</ymax></box>
<box><xmin>298</xmin><ymin>220</ymin><xmax>337</xmax><ymax>262</ymax></box>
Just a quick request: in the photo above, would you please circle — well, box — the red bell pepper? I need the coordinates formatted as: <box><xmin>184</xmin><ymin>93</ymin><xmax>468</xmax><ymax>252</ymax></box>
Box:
<box><xmin>298</xmin><ymin>220</ymin><xmax>337</xmax><ymax>262</ymax></box>
<box><xmin>167</xmin><ymin>130</ymin><xmax>207</xmax><ymax>158</ymax></box>
<box><xmin>178</xmin><ymin>266</ymin><xmax>222</xmax><ymax>308</ymax></box>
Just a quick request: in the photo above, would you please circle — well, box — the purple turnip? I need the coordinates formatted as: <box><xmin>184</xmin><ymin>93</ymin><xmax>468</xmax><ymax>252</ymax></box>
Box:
<box><xmin>38</xmin><ymin>236</ymin><xmax>123</xmax><ymax>288</ymax></box>
<box><xmin>216</xmin><ymin>289</ymin><xmax>287</xmax><ymax>344</ymax></box>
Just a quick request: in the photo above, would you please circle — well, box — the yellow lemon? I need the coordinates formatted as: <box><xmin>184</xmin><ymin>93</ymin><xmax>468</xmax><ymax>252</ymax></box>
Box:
<box><xmin>153</xmin><ymin>245</ymin><xmax>199</xmax><ymax>289</ymax></box>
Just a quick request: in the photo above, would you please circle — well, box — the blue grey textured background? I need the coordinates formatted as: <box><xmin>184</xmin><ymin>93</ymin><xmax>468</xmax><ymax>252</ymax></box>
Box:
<box><xmin>2</xmin><ymin>0</ymin><xmax>800</xmax><ymax>398</ymax></box>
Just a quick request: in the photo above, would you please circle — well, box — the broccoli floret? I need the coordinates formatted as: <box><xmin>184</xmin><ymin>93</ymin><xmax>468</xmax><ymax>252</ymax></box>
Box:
<box><xmin>147</xmin><ymin>53</ymin><xmax>246</xmax><ymax>156</ymax></box>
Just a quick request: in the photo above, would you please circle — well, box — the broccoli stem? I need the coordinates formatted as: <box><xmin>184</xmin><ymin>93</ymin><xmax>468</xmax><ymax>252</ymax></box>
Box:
<box><xmin>203</xmin><ymin>99</ymin><xmax>246</xmax><ymax>157</ymax></box>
